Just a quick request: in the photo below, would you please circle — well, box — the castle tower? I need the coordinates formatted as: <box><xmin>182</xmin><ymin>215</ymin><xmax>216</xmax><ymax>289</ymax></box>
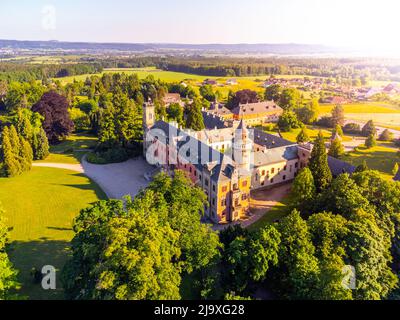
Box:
<box><xmin>143</xmin><ymin>98</ymin><xmax>155</xmax><ymax>157</ymax></box>
<box><xmin>233</xmin><ymin>119</ymin><xmax>252</xmax><ymax>171</ymax></box>
<box><xmin>143</xmin><ymin>98</ymin><xmax>155</xmax><ymax>130</ymax></box>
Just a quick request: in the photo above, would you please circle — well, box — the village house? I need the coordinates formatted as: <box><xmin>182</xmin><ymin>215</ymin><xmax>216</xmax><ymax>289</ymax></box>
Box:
<box><xmin>203</xmin><ymin>79</ymin><xmax>218</xmax><ymax>86</ymax></box>
<box><xmin>162</xmin><ymin>93</ymin><xmax>184</xmax><ymax>107</ymax></box>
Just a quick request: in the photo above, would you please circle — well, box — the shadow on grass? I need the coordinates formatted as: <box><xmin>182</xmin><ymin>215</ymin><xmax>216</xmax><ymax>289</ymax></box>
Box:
<box><xmin>7</xmin><ymin>240</ymin><xmax>71</xmax><ymax>300</ymax></box>
<box><xmin>51</xmin><ymin>172</ymin><xmax>108</xmax><ymax>200</ymax></box>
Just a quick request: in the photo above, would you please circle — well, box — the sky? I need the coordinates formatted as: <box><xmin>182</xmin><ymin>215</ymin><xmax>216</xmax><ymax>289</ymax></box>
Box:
<box><xmin>1</xmin><ymin>0</ymin><xmax>399</xmax><ymax>53</ymax></box>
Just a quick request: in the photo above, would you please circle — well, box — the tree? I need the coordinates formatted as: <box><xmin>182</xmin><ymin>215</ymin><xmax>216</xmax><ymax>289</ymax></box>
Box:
<box><xmin>379</xmin><ymin>129</ymin><xmax>394</xmax><ymax>141</ymax></box>
<box><xmin>328</xmin><ymin>137</ymin><xmax>345</xmax><ymax>158</ymax></box>
<box><xmin>32</xmin><ymin>128</ymin><xmax>49</xmax><ymax>160</ymax></box>
<box><xmin>393</xmin><ymin>163</ymin><xmax>399</xmax><ymax>176</ymax></box>
<box><xmin>343</xmin><ymin>123</ymin><xmax>361</xmax><ymax>135</ymax></box>
<box><xmin>365</xmin><ymin>134</ymin><xmax>376</xmax><ymax>149</ymax></box>
<box><xmin>77</xmin><ymin>99</ymin><xmax>100</xmax><ymax>133</ymax></box>
<box><xmin>0</xmin><ymin>126</ymin><xmax>21</xmax><ymax>177</ymax></box>
<box><xmin>222</xmin><ymin>225</ymin><xmax>280</xmax><ymax>293</ymax></box>
<box><xmin>32</xmin><ymin>91</ymin><xmax>74</xmax><ymax>144</ymax></box>
<box><xmin>186</xmin><ymin>100</ymin><xmax>205</xmax><ymax>131</ymax></box>
<box><xmin>264</xmin><ymin>84</ymin><xmax>282</xmax><ymax>102</ymax></box>
<box><xmin>332</xmin><ymin>124</ymin><xmax>343</xmax><ymax>138</ymax></box>
<box><xmin>308</xmin><ymin>132</ymin><xmax>332</xmax><ymax>192</ymax></box>
<box><xmin>361</xmin><ymin>120</ymin><xmax>376</xmax><ymax>137</ymax></box>
<box><xmin>290</xmin><ymin>167</ymin><xmax>316</xmax><ymax>212</ymax></box>
<box><xmin>277</xmin><ymin>111</ymin><xmax>301</xmax><ymax>132</ymax></box>
<box><xmin>226</xmin><ymin>90</ymin><xmax>259</xmax><ymax>109</ymax></box>
<box><xmin>166</xmin><ymin>103</ymin><xmax>184</xmax><ymax>126</ymax></box>
<box><xmin>0</xmin><ymin>203</ymin><xmax>19</xmax><ymax>299</ymax></box>
<box><xmin>355</xmin><ymin>160</ymin><xmax>368</xmax><ymax>172</ymax></box>
<box><xmin>345</xmin><ymin>211</ymin><xmax>398</xmax><ymax>300</ymax></box>
<box><xmin>296</xmin><ymin>126</ymin><xmax>310</xmax><ymax>144</ymax></box>
<box><xmin>275</xmin><ymin>210</ymin><xmax>320</xmax><ymax>299</ymax></box>
<box><xmin>315</xmin><ymin>174</ymin><xmax>372</xmax><ymax>220</ymax></box>
<box><xmin>199</xmin><ymin>85</ymin><xmax>216</xmax><ymax>102</ymax></box>
<box><xmin>279</xmin><ymin>88</ymin><xmax>301</xmax><ymax>111</ymax></box>
<box><xmin>63</xmin><ymin>171</ymin><xmax>221</xmax><ymax>300</ymax></box>
<box><xmin>331</xmin><ymin>105</ymin><xmax>345</xmax><ymax>127</ymax></box>
<box><xmin>295</xmin><ymin>99</ymin><xmax>318</xmax><ymax>124</ymax></box>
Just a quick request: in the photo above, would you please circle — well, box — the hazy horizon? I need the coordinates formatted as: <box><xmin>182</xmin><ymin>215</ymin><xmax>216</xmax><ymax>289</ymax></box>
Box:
<box><xmin>1</xmin><ymin>0</ymin><xmax>400</xmax><ymax>55</ymax></box>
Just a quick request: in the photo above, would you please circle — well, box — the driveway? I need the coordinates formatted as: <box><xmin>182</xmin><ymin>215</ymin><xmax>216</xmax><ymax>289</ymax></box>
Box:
<box><xmin>33</xmin><ymin>157</ymin><xmax>153</xmax><ymax>199</ymax></box>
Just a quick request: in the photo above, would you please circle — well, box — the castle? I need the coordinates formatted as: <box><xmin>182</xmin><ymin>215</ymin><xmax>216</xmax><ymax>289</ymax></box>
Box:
<box><xmin>142</xmin><ymin>101</ymin><xmax>353</xmax><ymax>224</ymax></box>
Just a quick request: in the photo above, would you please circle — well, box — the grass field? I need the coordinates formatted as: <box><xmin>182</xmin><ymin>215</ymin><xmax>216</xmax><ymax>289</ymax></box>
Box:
<box><xmin>342</xmin><ymin>143</ymin><xmax>399</xmax><ymax>180</ymax></box>
<box><xmin>319</xmin><ymin>102</ymin><xmax>400</xmax><ymax>114</ymax></box>
<box><xmin>35</xmin><ymin>133</ymin><xmax>97</xmax><ymax>164</ymax></box>
<box><xmin>247</xmin><ymin>197</ymin><xmax>292</xmax><ymax>232</ymax></box>
<box><xmin>0</xmin><ymin>167</ymin><xmax>106</xmax><ymax>299</ymax></box>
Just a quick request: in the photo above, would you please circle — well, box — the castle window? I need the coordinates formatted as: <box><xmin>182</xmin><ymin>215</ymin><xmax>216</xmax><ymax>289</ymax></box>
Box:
<box><xmin>262</xmin><ymin>170</ymin><xmax>265</xmax><ymax>176</ymax></box>
<box><xmin>271</xmin><ymin>168</ymin><xmax>275</xmax><ymax>174</ymax></box>
<box><xmin>212</xmin><ymin>185</ymin><xmax>216</xmax><ymax>192</ymax></box>
<box><xmin>222</xmin><ymin>186</ymin><xmax>227</xmax><ymax>192</ymax></box>
<box><xmin>212</xmin><ymin>198</ymin><xmax>215</xmax><ymax>206</ymax></box>
<box><xmin>189</xmin><ymin>167</ymin><xmax>192</xmax><ymax>173</ymax></box>
<box><xmin>233</xmin><ymin>183</ymin><xmax>238</xmax><ymax>190</ymax></box>
<box><xmin>284</xmin><ymin>166</ymin><xmax>287</xmax><ymax>171</ymax></box>
<box><xmin>154</xmin><ymin>150</ymin><xmax>158</xmax><ymax>157</ymax></box>
<box><xmin>283</xmin><ymin>175</ymin><xmax>286</xmax><ymax>180</ymax></box>
<box><xmin>271</xmin><ymin>178</ymin><xmax>274</xmax><ymax>183</ymax></box>
<box><xmin>221</xmin><ymin>199</ymin><xmax>227</xmax><ymax>206</ymax></box>
<box><xmin>295</xmin><ymin>162</ymin><xmax>298</xmax><ymax>168</ymax></box>
<box><xmin>205</xmin><ymin>179</ymin><xmax>209</xmax><ymax>186</ymax></box>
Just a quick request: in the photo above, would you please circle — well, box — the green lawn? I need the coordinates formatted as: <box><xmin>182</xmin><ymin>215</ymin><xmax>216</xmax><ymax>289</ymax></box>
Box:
<box><xmin>35</xmin><ymin>132</ymin><xmax>97</xmax><ymax>164</ymax></box>
<box><xmin>261</xmin><ymin>125</ymin><xmax>352</xmax><ymax>143</ymax></box>
<box><xmin>0</xmin><ymin>167</ymin><xmax>106</xmax><ymax>299</ymax></box>
<box><xmin>341</xmin><ymin>143</ymin><xmax>399</xmax><ymax>180</ymax></box>
<box><xmin>247</xmin><ymin>197</ymin><xmax>292</xmax><ymax>232</ymax></box>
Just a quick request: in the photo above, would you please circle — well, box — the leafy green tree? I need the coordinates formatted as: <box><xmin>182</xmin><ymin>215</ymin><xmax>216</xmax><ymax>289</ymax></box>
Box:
<box><xmin>379</xmin><ymin>129</ymin><xmax>394</xmax><ymax>142</ymax></box>
<box><xmin>277</xmin><ymin>110</ymin><xmax>301</xmax><ymax>132</ymax></box>
<box><xmin>361</xmin><ymin>120</ymin><xmax>376</xmax><ymax>137</ymax></box>
<box><xmin>345</xmin><ymin>210</ymin><xmax>398</xmax><ymax>300</ymax></box>
<box><xmin>355</xmin><ymin>160</ymin><xmax>368</xmax><ymax>172</ymax></box>
<box><xmin>223</xmin><ymin>225</ymin><xmax>280</xmax><ymax>293</ymax></box>
<box><xmin>32</xmin><ymin>128</ymin><xmax>49</xmax><ymax>160</ymax></box>
<box><xmin>0</xmin><ymin>203</ymin><xmax>19</xmax><ymax>299</ymax></box>
<box><xmin>186</xmin><ymin>100</ymin><xmax>205</xmax><ymax>131</ymax></box>
<box><xmin>331</xmin><ymin>105</ymin><xmax>345</xmax><ymax>127</ymax></box>
<box><xmin>365</xmin><ymin>133</ymin><xmax>376</xmax><ymax>149</ymax></box>
<box><xmin>332</xmin><ymin>124</ymin><xmax>343</xmax><ymax>138</ymax></box>
<box><xmin>328</xmin><ymin>137</ymin><xmax>345</xmax><ymax>158</ymax></box>
<box><xmin>199</xmin><ymin>85</ymin><xmax>216</xmax><ymax>102</ymax></box>
<box><xmin>0</xmin><ymin>126</ymin><xmax>21</xmax><ymax>177</ymax></box>
<box><xmin>295</xmin><ymin>99</ymin><xmax>318</xmax><ymax>124</ymax></box>
<box><xmin>279</xmin><ymin>88</ymin><xmax>301</xmax><ymax>110</ymax></box>
<box><xmin>296</xmin><ymin>127</ymin><xmax>310</xmax><ymax>144</ymax></box>
<box><xmin>264</xmin><ymin>84</ymin><xmax>282</xmax><ymax>102</ymax></box>
<box><xmin>393</xmin><ymin>163</ymin><xmax>399</xmax><ymax>176</ymax></box>
<box><xmin>316</xmin><ymin>173</ymin><xmax>372</xmax><ymax>220</ymax></box>
<box><xmin>307</xmin><ymin>213</ymin><xmax>352</xmax><ymax>300</ymax></box>
<box><xmin>167</xmin><ymin>103</ymin><xmax>184</xmax><ymax>126</ymax></box>
<box><xmin>275</xmin><ymin>210</ymin><xmax>320</xmax><ymax>299</ymax></box>
<box><xmin>308</xmin><ymin>132</ymin><xmax>332</xmax><ymax>192</ymax></box>
<box><xmin>290</xmin><ymin>167</ymin><xmax>316</xmax><ymax>212</ymax></box>
<box><xmin>62</xmin><ymin>198</ymin><xmax>182</xmax><ymax>300</ymax></box>
<box><xmin>77</xmin><ymin>99</ymin><xmax>100</xmax><ymax>133</ymax></box>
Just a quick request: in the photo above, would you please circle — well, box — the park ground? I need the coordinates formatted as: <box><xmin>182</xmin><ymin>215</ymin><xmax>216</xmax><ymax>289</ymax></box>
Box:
<box><xmin>2</xmin><ymin>66</ymin><xmax>400</xmax><ymax>298</ymax></box>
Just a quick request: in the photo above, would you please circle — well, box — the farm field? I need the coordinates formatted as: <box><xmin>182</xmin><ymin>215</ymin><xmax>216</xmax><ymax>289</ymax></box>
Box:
<box><xmin>0</xmin><ymin>167</ymin><xmax>106</xmax><ymax>299</ymax></box>
<box><xmin>318</xmin><ymin>102</ymin><xmax>400</xmax><ymax>114</ymax></box>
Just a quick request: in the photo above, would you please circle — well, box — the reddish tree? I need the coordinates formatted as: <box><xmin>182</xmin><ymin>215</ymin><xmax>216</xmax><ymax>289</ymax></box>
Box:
<box><xmin>227</xmin><ymin>89</ymin><xmax>259</xmax><ymax>109</ymax></box>
<box><xmin>32</xmin><ymin>91</ymin><xmax>74</xmax><ymax>144</ymax></box>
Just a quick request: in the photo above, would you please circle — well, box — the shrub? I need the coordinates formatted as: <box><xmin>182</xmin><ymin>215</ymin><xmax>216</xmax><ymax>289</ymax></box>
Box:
<box><xmin>86</xmin><ymin>148</ymin><xmax>133</xmax><ymax>165</ymax></box>
<box><xmin>343</xmin><ymin>123</ymin><xmax>361</xmax><ymax>134</ymax></box>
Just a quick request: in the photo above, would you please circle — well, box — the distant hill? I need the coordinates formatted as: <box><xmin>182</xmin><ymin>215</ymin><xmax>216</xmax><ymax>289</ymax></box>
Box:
<box><xmin>0</xmin><ymin>39</ymin><xmax>344</xmax><ymax>55</ymax></box>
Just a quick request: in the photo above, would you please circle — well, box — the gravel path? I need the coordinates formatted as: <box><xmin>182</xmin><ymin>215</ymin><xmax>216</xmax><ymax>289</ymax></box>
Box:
<box><xmin>33</xmin><ymin>157</ymin><xmax>153</xmax><ymax>199</ymax></box>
